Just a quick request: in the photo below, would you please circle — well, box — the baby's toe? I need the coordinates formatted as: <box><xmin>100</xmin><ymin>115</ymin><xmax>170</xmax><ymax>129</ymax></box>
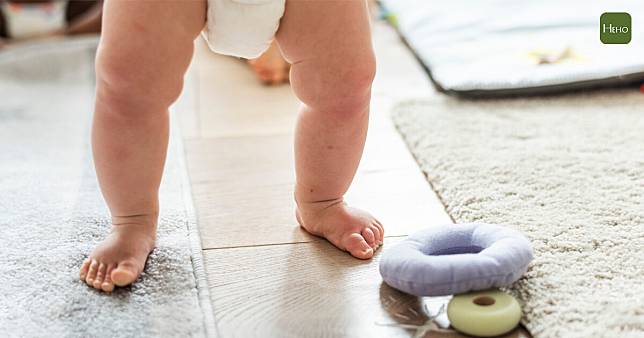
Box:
<box><xmin>373</xmin><ymin>219</ymin><xmax>384</xmax><ymax>240</ymax></box>
<box><xmin>79</xmin><ymin>258</ymin><xmax>91</xmax><ymax>280</ymax></box>
<box><xmin>369</xmin><ymin>223</ymin><xmax>382</xmax><ymax>245</ymax></box>
<box><xmin>271</xmin><ymin>70</ymin><xmax>287</xmax><ymax>84</ymax></box>
<box><xmin>256</xmin><ymin>71</ymin><xmax>271</xmax><ymax>83</ymax></box>
<box><xmin>85</xmin><ymin>259</ymin><xmax>98</xmax><ymax>285</ymax></box>
<box><xmin>111</xmin><ymin>261</ymin><xmax>139</xmax><ymax>287</ymax></box>
<box><xmin>93</xmin><ymin>263</ymin><xmax>106</xmax><ymax>289</ymax></box>
<box><xmin>361</xmin><ymin>227</ymin><xmax>377</xmax><ymax>248</ymax></box>
<box><xmin>249</xmin><ymin>64</ymin><xmax>270</xmax><ymax>83</ymax></box>
<box><xmin>343</xmin><ymin>233</ymin><xmax>374</xmax><ymax>260</ymax></box>
<box><xmin>102</xmin><ymin>264</ymin><xmax>115</xmax><ymax>292</ymax></box>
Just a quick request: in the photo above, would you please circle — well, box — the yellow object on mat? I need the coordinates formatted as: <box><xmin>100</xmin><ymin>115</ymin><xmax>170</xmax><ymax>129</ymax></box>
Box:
<box><xmin>447</xmin><ymin>289</ymin><xmax>521</xmax><ymax>337</ymax></box>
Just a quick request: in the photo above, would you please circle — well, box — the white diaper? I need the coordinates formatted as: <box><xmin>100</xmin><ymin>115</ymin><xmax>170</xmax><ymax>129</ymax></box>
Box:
<box><xmin>0</xmin><ymin>2</ymin><xmax>66</xmax><ymax>39</ymax></box>
<box><xmin>203</xmin><ymin>0</ymin><xmax>286</xmax><ymax>59</ymax></box>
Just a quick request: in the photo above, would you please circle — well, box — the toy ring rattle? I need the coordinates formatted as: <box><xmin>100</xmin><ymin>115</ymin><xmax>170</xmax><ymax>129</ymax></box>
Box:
<box><xmin>447</xmin><ymin>289</ymin><xmax>522</xmax><ymax>337</ymax></box>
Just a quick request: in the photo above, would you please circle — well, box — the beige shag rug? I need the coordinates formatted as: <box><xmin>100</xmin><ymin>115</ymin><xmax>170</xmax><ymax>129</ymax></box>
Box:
<box><xmin>392</xmin><ymin>89</ymin><xmax>644</xmax><ymax>338</ymax></box>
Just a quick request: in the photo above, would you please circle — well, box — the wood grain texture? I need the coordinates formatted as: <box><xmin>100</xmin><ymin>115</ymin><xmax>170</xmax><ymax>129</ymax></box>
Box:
<box><xmin>185</xmin><ymin>125</ymin><xmax>450</xmax><ymax>249</ymax></box>
<box><xmin>204</xmin><ymin>238</ymin><xmax>417</xmax><ymax>338</ymax></box>
<box><xmin>190</xmin><ymin>162</ymin><xmax>450</xmax><ymax>249</ymax></box>
<box><xmin>204</xmin><ymin>239</ymin><xmax>531</xmax><ymax>338</ymax></box>
<box><xmin>185</xmin><ymin>127</ymin><xmax>421</xmax><ymax>184</ymax></box>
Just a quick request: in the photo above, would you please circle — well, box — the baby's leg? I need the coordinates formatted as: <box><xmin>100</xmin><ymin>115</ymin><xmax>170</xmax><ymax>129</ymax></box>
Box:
<box><xmin>79</xmin><ymin>0</ymin><xmax>205</xmax><ymax>292</ymax></box>
<box><xmin>276</xmin><ymin>0</ymin><xmax>383</xmax><ymax>259</ymax></box>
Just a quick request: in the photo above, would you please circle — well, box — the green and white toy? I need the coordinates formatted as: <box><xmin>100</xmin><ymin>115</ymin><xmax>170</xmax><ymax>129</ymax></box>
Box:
<box><xmin>447</xmin><ymin>289</ymin><xmax>522</xmax><ymax>337</ymax></box>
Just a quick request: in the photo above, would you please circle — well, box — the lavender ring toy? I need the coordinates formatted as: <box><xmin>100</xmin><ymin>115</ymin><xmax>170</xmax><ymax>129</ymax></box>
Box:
<box><xmin>379</xmin><ymin>223</ymin><xmax>533</xmax><ymax>296</ymax></box>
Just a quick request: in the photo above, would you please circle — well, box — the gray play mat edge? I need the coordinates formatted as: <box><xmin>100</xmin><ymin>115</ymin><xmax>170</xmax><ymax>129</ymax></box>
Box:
<box><xmin>172</xmin><ymin>113</ymin><xmax>219</xmax><ymax>337</ymax></box>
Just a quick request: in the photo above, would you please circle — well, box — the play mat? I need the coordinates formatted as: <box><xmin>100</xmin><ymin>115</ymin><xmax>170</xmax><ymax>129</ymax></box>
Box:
<box><xmin>379</xmin><ymin>0</ymin><xmax>644</xmax><ymax>97</ymax></box>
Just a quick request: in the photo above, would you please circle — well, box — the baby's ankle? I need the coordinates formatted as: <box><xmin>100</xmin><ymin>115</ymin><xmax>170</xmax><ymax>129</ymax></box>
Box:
<box><xmin>295</xmin><ymin>196</ymin><xmax>345</xmax><ymax>216</ymax></box>
<box><xmin>111</xmin><ymin>212</ymin><xmax>159</xmax><ymax>231</ymax></box>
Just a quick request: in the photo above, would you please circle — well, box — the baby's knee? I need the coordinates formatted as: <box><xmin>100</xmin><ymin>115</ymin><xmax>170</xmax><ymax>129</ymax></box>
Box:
<box><xmin>339</xmin><ymin>59</ymin><xmax>377</xmax><ymax>109</ymax></box>
<box><xmin>294</xmin><ymin>54</ymin><xmax>376</xmax><ymax>117</ymax></box>
<box><xmin>95</xmin><ymin>50</ymin><xmax>183</xmax><ymax>118</ymax></box>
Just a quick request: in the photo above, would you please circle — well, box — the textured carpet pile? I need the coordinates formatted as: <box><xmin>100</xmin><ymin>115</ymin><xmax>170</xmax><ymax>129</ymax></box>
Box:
<box><xmin>392</xmin><ymin>90</ymin><xmax>644</xmax><ymax>338</ymax></box>
<box><xmin>0</xmin><ymin>39</ymin><xmax>213</xmax><ymax>337</ymax></box>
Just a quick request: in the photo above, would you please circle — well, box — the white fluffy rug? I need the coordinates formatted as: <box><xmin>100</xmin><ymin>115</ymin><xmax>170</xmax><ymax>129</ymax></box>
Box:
<box><xmin>0</xmin><ymin>39</ymin><xmax>215</xmax><ymax>337</ymax></box>
<box><xmin>392</xmin><ymin>90</ymin><xmax>644</xmax><ymax>338</ymax></box>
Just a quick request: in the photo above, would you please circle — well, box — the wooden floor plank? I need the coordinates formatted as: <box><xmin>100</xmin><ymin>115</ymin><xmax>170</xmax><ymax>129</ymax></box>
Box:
<box><xmin>185</xmin><ymin>125</ymin><xmax>419</xmax><ymax>184</ymax></box>
<box><xmin>204</xmin><ymin>240</ymin><xmax>531</xmax><ymax>338</ymax></box>
<box><xmin>192</xmin><ymin>166</ymin><xmax>450</xmax><ymax>249</ymax></box>
<box><xmin>204</xmin><ymin>238</ymin><xmax>429</xmax><ymax>338</ymax></box>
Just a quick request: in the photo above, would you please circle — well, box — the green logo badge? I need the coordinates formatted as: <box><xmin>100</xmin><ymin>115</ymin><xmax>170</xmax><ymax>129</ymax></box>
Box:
<box><xmin>600</xmin><ymin>12</ymin><xmax>631</xmax><ymax>44</ymax></box>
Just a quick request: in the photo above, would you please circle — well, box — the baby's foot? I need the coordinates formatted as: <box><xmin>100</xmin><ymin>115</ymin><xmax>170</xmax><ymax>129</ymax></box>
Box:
<box><xmin>247</xmin><ymin>40</ymin><xmax>290</xmax><ymax>85</ymax></box>
<box><xmin>79</xmin><ymin>219</ymin><xmax>156</xmax><ymax>292</ymax></box>
<box><xmin>296</xmin><ymin>199</ymin><xmax>384</xmax><ymax>259</ymax></box>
